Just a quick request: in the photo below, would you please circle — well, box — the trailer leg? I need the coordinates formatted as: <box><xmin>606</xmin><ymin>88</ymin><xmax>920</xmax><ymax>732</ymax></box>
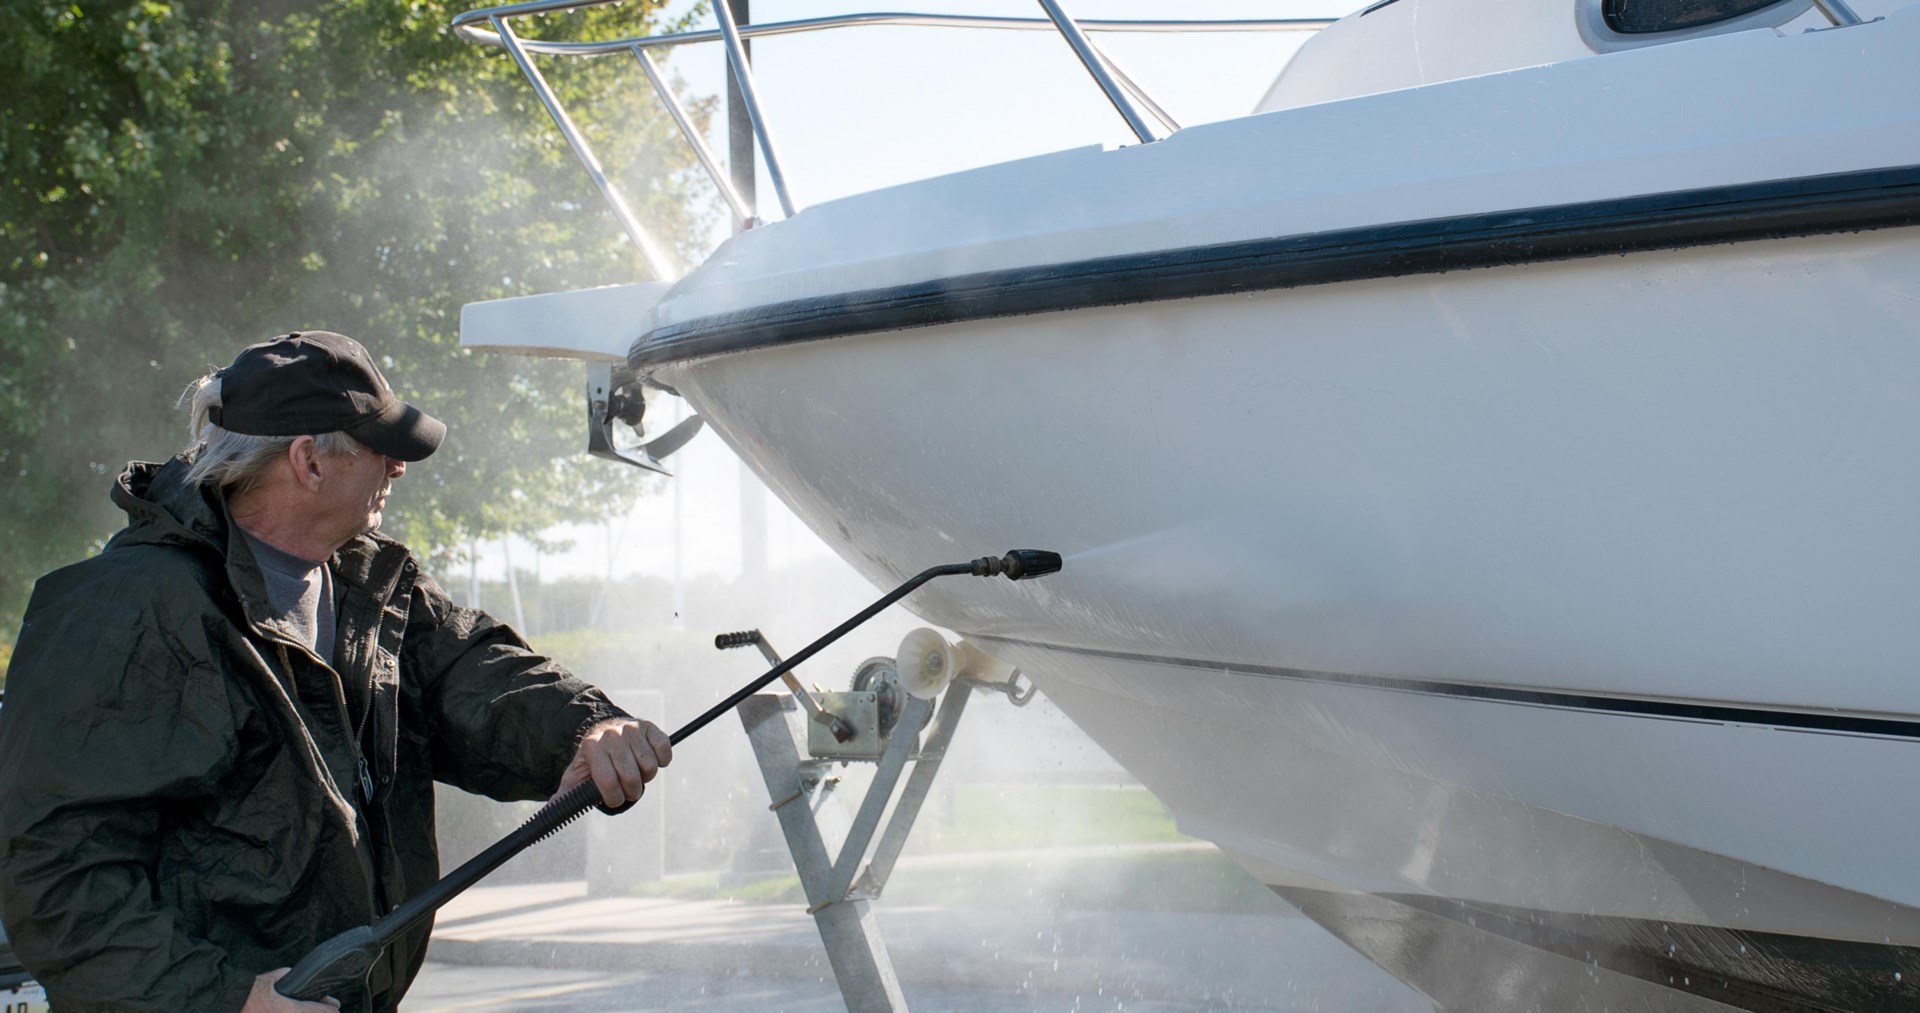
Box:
<box><xmin>739</xmin><ymin>694</ymin><xmax>909</xmax><ymax>1012</ymax></box>
<box><xmin>738</xmin><ymin>680</ymin><xmax>975</xmax><ymax>1013</ymax></box>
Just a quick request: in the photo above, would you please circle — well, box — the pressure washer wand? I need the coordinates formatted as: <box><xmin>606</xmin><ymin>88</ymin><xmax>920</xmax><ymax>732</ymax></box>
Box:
<box><xmin>277</xmin><ymin>549</ymin><xmax>1062</xmax><ymax>1002</ymax></box>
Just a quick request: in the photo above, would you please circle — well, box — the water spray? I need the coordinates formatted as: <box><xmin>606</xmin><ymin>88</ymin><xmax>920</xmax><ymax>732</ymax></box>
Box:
<box><xmin>276</xmin><ymin>549</ymin><xmax>1063</xmax><ymax>1002</ymax></box>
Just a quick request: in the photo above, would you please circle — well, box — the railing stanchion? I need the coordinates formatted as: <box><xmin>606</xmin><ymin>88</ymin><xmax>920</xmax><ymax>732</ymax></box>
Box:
<box><xmin>454</xmin><ymin>5</ymin><xmax>1336</xmax><ymax>241</ymax></box>
<box><xmin>712</xmin><ymin>0</ymin><xmax>799</xmax><ymax>218</ymax></box>
<box><xmin>490</xmin><ymin>16</ymin><xmax>678</xmax><ymax>279</ymax></box>
<box><xmin>1809</xmin><ymin>0</ymin><xmax>1864</xmax><ymax>24</ymax></box>
<box><xmin>1034</xmin><ymin>0</ymin><xmax>1160</xmax><ymax>144</ymax></box>
<box><xmin>1088</xmin><ymin>40</ymin><xmax>1182</xmax><ymax>135</ymax></box>
<box><xmin>631</xmin><ymin>46</ymin><xmax>755</xmax><ymax>229</ymax></box>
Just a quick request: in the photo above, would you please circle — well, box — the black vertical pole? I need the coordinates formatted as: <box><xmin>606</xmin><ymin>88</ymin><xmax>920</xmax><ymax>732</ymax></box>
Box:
<box><xmin>723</xmin><ymin>0</ymin><xmax>781</xmax><ymax>878</ymax></box>
<box><xmin>729</xmin><ymin>0</ymin><xmax>767</xmax><ymax>578</ymax></box>
<box><xmin>726</xmin><ymin>0</ymin><xmax>755</xmax><ymax>229</ymax></box>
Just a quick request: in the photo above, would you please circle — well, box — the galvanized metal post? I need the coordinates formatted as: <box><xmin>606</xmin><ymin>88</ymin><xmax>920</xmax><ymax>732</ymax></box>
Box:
<box><xmin>825</xmin><ymin>696</ymin><xmax>934</xmax><ymax>902</ymax></box>
<box><xmin>855</xmin><ymin>682</ymin><xmax>972</xmax><ymax>898</ymax></box>
<box><xmin>739</xmin><ymin>695</ymin><xmax>908</xmax><ymax>1012</ymax></box>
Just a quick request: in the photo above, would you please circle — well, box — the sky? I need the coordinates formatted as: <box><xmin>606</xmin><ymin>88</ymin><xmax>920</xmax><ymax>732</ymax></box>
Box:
<box><xmin>472</xmin><ymin>0</ymin><xmax>1359</xmax><ymax>585</ymax></box>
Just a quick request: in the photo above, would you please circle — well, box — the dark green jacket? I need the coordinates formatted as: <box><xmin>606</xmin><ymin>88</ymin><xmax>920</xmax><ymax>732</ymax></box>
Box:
<box><xmin>0</xmin><ymin>459</ymin><xmax>626</xmax><ymax>1012</ymax></box>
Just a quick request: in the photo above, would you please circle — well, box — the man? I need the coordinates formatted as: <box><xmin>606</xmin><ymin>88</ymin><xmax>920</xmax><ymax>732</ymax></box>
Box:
<box><xmin>0</xmin><ymin>331</ymin><xmax>672</xmax><ymax>1012</ymax></box>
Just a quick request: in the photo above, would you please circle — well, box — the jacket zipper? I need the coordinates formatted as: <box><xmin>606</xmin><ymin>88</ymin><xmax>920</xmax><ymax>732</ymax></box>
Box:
<box><xmin>275</xmin><ymin>641</ymin><xmax>389</xmax><ymax>919</ymax></box>
<box><xmin>275</xmin><ymin>642</ymin><xmax>375</xmax><ymax>805</ymax></box>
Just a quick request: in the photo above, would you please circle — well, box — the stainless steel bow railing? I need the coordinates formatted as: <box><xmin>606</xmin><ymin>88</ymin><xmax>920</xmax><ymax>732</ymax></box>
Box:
<box><xmin>451</xmin><ymin>3</ymin><xmax>1332</xmax><ymax>279</ymax></box>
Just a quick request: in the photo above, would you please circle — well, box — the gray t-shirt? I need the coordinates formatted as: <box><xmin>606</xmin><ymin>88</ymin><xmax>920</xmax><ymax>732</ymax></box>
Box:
<box><xmin>239</xmin><ymin>530</ymin><xmax>337</xmax><ymax>668</ymax></box>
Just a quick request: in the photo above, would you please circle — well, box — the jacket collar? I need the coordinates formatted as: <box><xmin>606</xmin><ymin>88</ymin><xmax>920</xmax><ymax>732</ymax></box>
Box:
<box><xmin>111</xmin><ymin>458</ymin><xmax>413</xmax><ymax>632</ymax></box>
<box><xmin>331</xmin><ymin>531</ymin><xmax>413</xmax><ymax>607</ymax></box>
<box><xmin>109</xmin><ymin>458</ymin><xmax>283</xmax><ymax>634</ymax></box>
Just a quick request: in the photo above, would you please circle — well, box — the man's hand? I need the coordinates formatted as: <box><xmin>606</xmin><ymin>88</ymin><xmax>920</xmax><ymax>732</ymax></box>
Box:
<box><xmin>557</xmin><ymin>718</ymin><xmax>674</xmax><ymax>808</ymax></box>
<box><xmin>242</xmin><ymin>969</ymin><xmax>339</xmax><ymax>1011</ymax></box>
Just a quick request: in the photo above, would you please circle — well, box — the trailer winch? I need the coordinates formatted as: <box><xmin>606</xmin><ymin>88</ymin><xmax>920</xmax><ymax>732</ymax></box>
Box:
<box><xmin>724</xmin><ymin>620</ymin><xmax>1042</xmax><ymax>1011</ymax></box>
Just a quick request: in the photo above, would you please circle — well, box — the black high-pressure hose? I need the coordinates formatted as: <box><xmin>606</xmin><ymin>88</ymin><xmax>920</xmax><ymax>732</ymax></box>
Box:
<box><xmin>276</xmin><ymin>549</ymin><xmax>1062</xmax><ymax>1001</ymax></box>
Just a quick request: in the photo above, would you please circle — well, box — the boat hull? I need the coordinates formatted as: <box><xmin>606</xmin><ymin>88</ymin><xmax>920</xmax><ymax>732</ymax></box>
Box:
<box><xmin>659</xmin><ymin>229</ymin><xmax>1920</xmax><ymax>720</ymax></box>
<box><xmin>650</xmin><ymin>229</ymin><xmax>1920</xmax><ymax>1002</ymax></box>
<box><xmin>1018</xmin><ymin>640</ymin><xmax>1920</xmax><ymax>1009</ymax></box>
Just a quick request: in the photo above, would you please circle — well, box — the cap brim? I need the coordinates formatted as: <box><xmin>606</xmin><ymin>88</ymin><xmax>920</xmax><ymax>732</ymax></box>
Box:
<box><xmin>345</xmin><ymin>399</ymin><xmax>446</xmax><ymax>462</ymax></box>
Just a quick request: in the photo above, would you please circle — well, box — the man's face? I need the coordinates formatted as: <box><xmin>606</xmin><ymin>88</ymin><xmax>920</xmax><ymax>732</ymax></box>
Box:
<box><xmin>317</xmin><ymin>442</ymin><xmax>404</xmax><ymax>541</ymax></box>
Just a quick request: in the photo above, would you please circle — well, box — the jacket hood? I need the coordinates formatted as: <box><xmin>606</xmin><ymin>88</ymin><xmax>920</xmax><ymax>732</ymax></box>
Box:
<box><xmin>109</xmin><ymin>458</ymin><xmax>230</xmax><ymax>557</ymax></box>
<box><xmin>108</xmin><ymin>458</ymin><xmax>410</xmax><ymax>622</ymax></box>
<box><xmin>108</xmin><ymin>459</ymin><xmax>331</xmax><ymax>637</ymax></box>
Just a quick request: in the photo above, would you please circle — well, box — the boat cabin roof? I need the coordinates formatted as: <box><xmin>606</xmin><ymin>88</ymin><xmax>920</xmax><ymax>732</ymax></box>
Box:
<box><xmin>1257</xmin><ymin>0</ymin><xmax>1882</xmax><ymax>112</ymax></box>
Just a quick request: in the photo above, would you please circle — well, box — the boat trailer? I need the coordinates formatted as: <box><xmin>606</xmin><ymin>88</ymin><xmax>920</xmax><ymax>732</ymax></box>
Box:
<box><xmin>719</xmin><ymin>627</ymin><xmax>1037</xmax><ymax>1011</ymax></box>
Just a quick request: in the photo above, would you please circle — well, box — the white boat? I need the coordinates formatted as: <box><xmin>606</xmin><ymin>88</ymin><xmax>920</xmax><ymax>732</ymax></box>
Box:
<box><xmin>456</xmin><ymin>0</ymin><xmax>1920</xmax><ymax>1007</ymax></box>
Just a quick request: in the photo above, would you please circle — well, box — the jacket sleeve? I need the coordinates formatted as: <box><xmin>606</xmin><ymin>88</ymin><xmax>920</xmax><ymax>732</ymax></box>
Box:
<box><xmin>0</xmin><ymin>565</ymin><xmax>258</xmax><ymax>1013</ymax></box>
<box><xmin>403</xmin><ymin>569</ymin><xmax>628</xmax><ymax>801</ymax></box>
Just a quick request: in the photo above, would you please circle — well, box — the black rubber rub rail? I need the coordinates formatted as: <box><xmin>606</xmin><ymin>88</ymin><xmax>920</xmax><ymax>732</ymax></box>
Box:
<box><xmin>632</xmin><ymin>163</ymin><xmax>1920</xmax><ymax>369</ymax></box>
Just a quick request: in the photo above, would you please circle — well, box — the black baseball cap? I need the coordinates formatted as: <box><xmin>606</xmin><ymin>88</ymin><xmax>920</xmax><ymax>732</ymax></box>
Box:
<box><xmin>210</xmin><ymin>331</ymin><xmax>446</xmax><ymax>461</ymax></box>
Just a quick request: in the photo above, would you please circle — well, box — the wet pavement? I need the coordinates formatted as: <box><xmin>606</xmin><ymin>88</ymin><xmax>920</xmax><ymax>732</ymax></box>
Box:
<box><xmin>406</xmin><ymin>963</ymin><xmax>1253</xmax><ymax>1011</ymax></box>
<box><xmin>408</xmin><ymin>881</ymin><xmax>1433</xmax><ymax>1011</ymax></box>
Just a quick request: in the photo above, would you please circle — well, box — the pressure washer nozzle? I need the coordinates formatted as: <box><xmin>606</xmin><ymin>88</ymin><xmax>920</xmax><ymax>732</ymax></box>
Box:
<box><xmin>971</xmin><ymin>549</ymin><xmax>1064</xmax><ymax>581</ymax></box>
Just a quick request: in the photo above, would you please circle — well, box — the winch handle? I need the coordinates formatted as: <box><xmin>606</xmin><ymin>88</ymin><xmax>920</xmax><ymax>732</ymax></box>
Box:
<box><xmin>278</xmin><ymin>549</ymin><xmax>1061</xmax><ymax>1002</ymax></box>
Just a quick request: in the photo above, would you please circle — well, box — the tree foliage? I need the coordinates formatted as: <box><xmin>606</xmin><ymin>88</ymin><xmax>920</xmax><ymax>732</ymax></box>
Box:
<box><xmin>0</xmin><ymin>0</ymin><xmax>718</xmax><ymax>636</ymax></box>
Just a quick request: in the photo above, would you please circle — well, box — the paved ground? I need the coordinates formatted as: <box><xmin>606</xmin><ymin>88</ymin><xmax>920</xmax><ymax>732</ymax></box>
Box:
<box><xmin>407</xmin><ymin>881</ymin><xmax>1434</xmax><ymax>1011</ymax></box>
<box><xmin>406</xmin><ymin>963</ymin><xmax>1252</xmax><ymax>1012</ymax></box>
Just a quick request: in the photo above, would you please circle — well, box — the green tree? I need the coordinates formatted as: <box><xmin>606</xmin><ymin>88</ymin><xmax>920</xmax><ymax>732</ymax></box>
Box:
<box><xmin>0</xmin><ymin>0</ymin><xmax>718</xmax><ymax>638</ymax></box>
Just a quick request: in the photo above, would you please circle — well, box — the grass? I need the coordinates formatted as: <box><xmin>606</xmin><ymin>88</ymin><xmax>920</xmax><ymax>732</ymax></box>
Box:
<box><xmin>619</xmin><ymin>784</ymin><xmax>1287</xmax><ymax>915</ymax></box>
<box><xmin>917</xmin><ymin>783</ymin><xmax>1185</xmax><ymax>852</ymax></box>
<box><xmin>624</xmin><ymin>850</ymin><xmax>1283</xmax><ymax>915</ymax></box>
<box><xmin>885</xmin><ymin>848</ymin><xmax>1287</xmax><ymax>915</ymax></box>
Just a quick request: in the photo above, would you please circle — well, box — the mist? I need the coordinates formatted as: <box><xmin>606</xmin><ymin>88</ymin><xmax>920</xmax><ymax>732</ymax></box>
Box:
<box><xmin>419</xmin><ymin>425</ymin><xmax>1428</xmax><ymax>1011</ymax></box>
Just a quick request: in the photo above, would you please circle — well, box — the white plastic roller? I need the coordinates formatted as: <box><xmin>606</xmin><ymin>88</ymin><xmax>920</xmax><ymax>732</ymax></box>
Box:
<box><xmin>894</xmin><ymin>629</ymin><xmax>1019</xmax><ymax>699</ymax></box>
<box><xmin>895</xmin><ymin>628</ymin><xmax>955</xmax><ymax>700</ymax></box>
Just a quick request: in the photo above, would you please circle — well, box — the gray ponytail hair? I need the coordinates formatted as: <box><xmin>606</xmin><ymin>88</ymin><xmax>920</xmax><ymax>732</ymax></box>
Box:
<box><xmin>178</xmin><ymin>371</ymin><xmax>361</xmax><ymax>494</ymax></box>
